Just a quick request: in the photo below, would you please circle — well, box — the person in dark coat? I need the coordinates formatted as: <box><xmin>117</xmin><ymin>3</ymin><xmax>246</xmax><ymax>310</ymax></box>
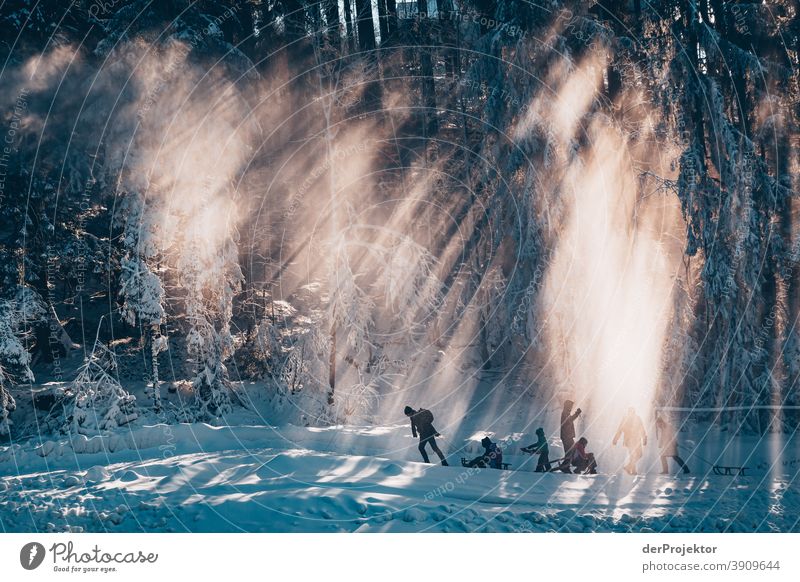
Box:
<box><xmin>613</xmin><ymin>407</ymin><xmax>647</xmax><ymax>475</ymax></box>
<box><xmin>559</xmin><ymin>437</ymin><xmax>597</xmax><ymax>475</ymax></box>
<box><xmin>656</xmin><ymin>416</ymin><xmax>690</xmax><ymax>475</ymax></box>
<box><xmin>559</xmin><ymin>400</ymin><xmax>581</xmax><ymax>470</ymax></box>
<box><xmin>521</xmin><ymin>427</ymin><xmax>551</xmax><ymax>472</ymax></box>
<box><xmin>467</xmin><ymin>436</ymin><xmax>502</xmax><ymax>469</ymax></box>
<box><xmin>568</xmin><ymin>437</ymin><xmax>598</xmax><ymax>474</ymax></box>
<box><xmin>404</xmin><ymin>406</ymin><xmax>448</xmax><ymax>466</ymax></box>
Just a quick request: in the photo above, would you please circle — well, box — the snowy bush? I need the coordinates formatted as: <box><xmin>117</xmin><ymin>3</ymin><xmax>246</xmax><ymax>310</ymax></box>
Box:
<box><xmin>235</xmin><ymin>318</ymin><xmax>283</xmax><ymax>380</ymax></box>
<box><xmin>0</xmin><ymin>289</ymin><xmax>46</xmax><ymax>435</ymax></box>
<box><xmin>61</xmin><ymin>339</ymin><xmax>138</xmax><ymax>436</ymax></box>
<box><xmin>336</xmin><ymin>369</ymin><xmax>392</xmax><ymax>424</ymax></box>
<box><xmin>379</xmin><ymin>236</ymin><xmax>441</xmax><ymax>330</ymax></box>
<box><xmin>0</xmin><ymin>365</ymin><xmax>16</xmax><ymax>436</ymax></box>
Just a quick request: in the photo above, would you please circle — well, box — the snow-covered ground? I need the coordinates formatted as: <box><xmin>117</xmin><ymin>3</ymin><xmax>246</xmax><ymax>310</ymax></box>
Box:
<box><xmin>2</xmin><ymin>421</ymin><xmax>798</xmax><ymax>533</ymax></box>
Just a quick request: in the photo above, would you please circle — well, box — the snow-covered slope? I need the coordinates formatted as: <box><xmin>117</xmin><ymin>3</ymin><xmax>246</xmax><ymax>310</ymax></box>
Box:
<box><xmin>1</xmin><ymin>423</ymin><xmax>798</xmax><ymax>533</ymax></box>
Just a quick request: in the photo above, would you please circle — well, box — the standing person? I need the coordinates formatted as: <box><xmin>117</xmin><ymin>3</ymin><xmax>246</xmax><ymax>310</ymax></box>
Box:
<box><xmin>559</xmin><ymin>400</ymin><xmax>582</xmax><ymax>470</ymax></box>
<box><xmin>656</xmin><ymin>416</ymin><xmax>690</xmax><ymax>475</ymax></box>
<box><xmin>404</xmin><ymin>406</ymin><xmax>449</xmax><ymax>466</ymax></box>
<box><xmin>613</xmin><ymin>407</ymin><xmax>647</xmax><ymax>475</ymax></box>
<box><xmin>521</xmin><ymin>427</ymin><xmax>551</xmax><ymax>472</ymax></box>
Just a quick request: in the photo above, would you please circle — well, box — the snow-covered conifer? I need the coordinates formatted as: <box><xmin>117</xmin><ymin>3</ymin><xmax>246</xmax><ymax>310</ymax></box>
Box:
<box><xmin>62</xmin><ymin>336</ymin><xmax>138</xmax><ymax>436</ymax></box>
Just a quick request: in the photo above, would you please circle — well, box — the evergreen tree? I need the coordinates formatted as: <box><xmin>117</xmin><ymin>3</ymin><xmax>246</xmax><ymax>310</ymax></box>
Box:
<box><xmin>61</xmin><ymin>335</ymin><xmax>138</xmax><ymax>436</ymax></box>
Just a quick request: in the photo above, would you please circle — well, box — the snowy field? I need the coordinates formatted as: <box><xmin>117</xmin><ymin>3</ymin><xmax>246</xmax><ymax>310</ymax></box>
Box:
<box><xmin>2</xmin><ymin>421</ymin><xmax>798</xmax><ymax>533</ymax></box>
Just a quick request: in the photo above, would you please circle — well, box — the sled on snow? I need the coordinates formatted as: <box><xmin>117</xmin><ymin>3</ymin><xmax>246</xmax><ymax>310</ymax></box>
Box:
<box><xmin>460</xmin><ymin>457</ymin><xmax>512</xmax><ymax>470</ymax></box>
<box><xmin>712</xmin><ymin>464</ymin><xmax>749</xmax><ymax>476</ymax></box>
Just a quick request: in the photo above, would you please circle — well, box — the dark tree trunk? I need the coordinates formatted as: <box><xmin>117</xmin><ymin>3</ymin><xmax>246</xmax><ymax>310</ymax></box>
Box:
<box><xmin>417</xmin><ymin>0</ymin><xmax>438</xmax><ymax>134</ymax></box>
<box><xmin>328</xmin><ymin>323</ymin><xmax>336</xmax><ymax>405</ymax></box>
<box><xmin>355</xmin><ymin>0</ymin><xmax>376</xmax><ymax>51</ymax></box>
<box><xmin>377</xmin><ymin>0</ymin><xmax>389</xmax><ymax>43</ymax></box>
<box><xmin>343</xmin><ymin>0</ymin><xmax>355</xmax><ymax>51</ymax></box>
<box><xmin>355</xmin><ymin>0</ymin><xmax>382</xmax><ymax>111</ymax></box>
<box><xmin>386</xmin><ymin>0</ymin><xmax>398</xmax><ymax>38</ymax></box>
<box><xmin>685</xmin><ymin>1</ymin><xmax>707</xmax><ymax>162</ymax></box>
<box><xmin>325</xmin><ymin>0</ymin><xmax>340</xmax><ymax>37</ymax></box>
<box><xmin>437</xmin><ymin>0</ymin><xmax>458</xmax><ymax>77</ymax></box>
<box><xmin>606</xmin><ymin>64</ymin><xmax>622</xmax><ymax>101</ymax></box>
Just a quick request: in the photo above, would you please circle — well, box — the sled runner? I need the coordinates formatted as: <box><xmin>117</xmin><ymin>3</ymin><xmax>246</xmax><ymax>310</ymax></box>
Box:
<box><xmin>460</xmin><ymin>457</ymin><xmax>512</xmax><ymax>470</ymax></box>
<box><xmin>712</xmin><ymin>465</ymin><xmax>749</xmax><ymax>476</ymax></box>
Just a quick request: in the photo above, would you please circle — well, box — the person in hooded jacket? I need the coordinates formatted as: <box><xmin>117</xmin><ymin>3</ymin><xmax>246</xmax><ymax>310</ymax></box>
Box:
<box><xmin>404</xmin><ymin>406</ymin><xmax>448</xmax><ymax>466</ymax></box>
<box><xmin>467</xmin><ymin>437</ymin><xmax>503</xmax><ymax>469</ymax></box>
<box><xmin>567</xmin><ymin>437</ymin><xmax>598</xmax><ymax>474</ymax></box>
<box><xmin>521</xmin><ymin>427</ymin><xmax>551</xmax><ymax>472</ymax></box>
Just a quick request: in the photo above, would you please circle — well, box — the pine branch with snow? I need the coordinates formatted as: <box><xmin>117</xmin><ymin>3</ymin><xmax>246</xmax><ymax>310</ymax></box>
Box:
<box><xmin>0</xmin><ymin>365</ymin><xmax>16</xmax><ymax>436</ymax></box>
<box><xmin>378</xmin><ymin>236</ymin><xmax>442</xmax><ymax>332</ymax></box>
<box><xmin>178</xmin><ymin>230</ymin><xmax>242</xmax><ymax>421</ymax></box>
<box><xmin>327</xmin><ymin>235</ymin><xmax>375</xmax><ymax>355</ymax></box>
<box><xmin>61</xmin><ymin>339</ymin><xmax>138</xmax><ymax>436</ymax></box>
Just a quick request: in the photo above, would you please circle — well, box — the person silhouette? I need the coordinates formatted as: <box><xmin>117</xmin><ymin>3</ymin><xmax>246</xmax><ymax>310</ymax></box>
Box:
<box><xmin>613</xmin><ymin>407</ymin><xmax>647</xmax><ymax>475</ymax></box>
<box><xmin>404</xmin><ymin>406</ymin><xmax>448</xmax><ymax>466</ymax></box>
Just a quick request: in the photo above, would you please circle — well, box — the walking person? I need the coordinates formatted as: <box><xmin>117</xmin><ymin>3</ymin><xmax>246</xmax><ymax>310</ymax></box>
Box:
<box><xmin>521</xmin><ymin>427</ymin><xmax>551</xmax><ymax>472</ymax></box>
<box><xmin>613</xmin><ymin>407</ymin><xmax>647</xmax><ymax>475</ymax></box>
<box><xmin>559</xmin><ymin>400</ymin><xmax>581</xmax><ymax>470</ymax></box>
<box><xmin>404</xmin><ymin>406</ymin><xmax>449</xmax><ymax>466</ymax></box>
<box><xmin>656</xmin><ymin>416</ymin><xmax>690</xmax><ymax>475</ymax></box>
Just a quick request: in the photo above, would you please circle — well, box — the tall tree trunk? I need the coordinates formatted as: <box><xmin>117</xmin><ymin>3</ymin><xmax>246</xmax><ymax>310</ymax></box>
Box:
<box><xmin>685</xmin><ymin>1</ymin><xmax>707</xmax><ymax>161</ymax></box>
<box><xmin>325</xmin><ymin>0</ymin><xmax>340</xmax><ymax>37</ymax></box>
<box><xmin>417</xmin><ymin>0</ymin><xmax>438</xmax><ymax>134</ymax></box>
<box><xmin>343</xmin><ymin>0</ymin><xmax>355</xmax><ymax>51</ymax></box>
<box><xmin>355</xmin><ymin>0</ymin><xmax>382</xmax><ymax>111</ymax></box>
<box><xmin>386</xmin><ymin>0</ymin><xmax>398</xmax><ymax>39</ymax></box>
<box><xmin>150</xmin><ymin>325</ymin><xmax>162</xmax><ymax>413</ymax></box>
<box><xmin>777</xmin><ymin>129</ymin><xmax>794</xmax><ymax>430</ymax></box>
<box><xmin>377</xmin><ymin>0</ymin><xmax>389</xmax><ymax>43</ymax></box>
<box><xmin>310</xmin><ymin>33</ymin><xmax>341</xmax><ymax>408</ymax></box>
<box><xmin>437</xmin><ymin>0</ymin><xmax>458</xmax><ymax>77</ymax></box>
<box><xmin>328</xmin><ymin>319</ymin><xmax>336</xmax><ymax>405</ymax></box>
<box><xmin>355</xmin><ymin>0</ymin><xmax>376</xmax><ymax>51</ymax></box>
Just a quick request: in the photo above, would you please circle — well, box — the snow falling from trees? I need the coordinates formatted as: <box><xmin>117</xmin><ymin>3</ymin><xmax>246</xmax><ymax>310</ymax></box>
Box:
<box><xmin>0</xmin><ymin>0</ymin><xmax>798</xmax><ymax>441</ymax></box>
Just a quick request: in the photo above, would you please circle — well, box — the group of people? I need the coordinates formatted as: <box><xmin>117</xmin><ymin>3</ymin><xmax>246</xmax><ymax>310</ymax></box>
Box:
<box><xmin>404</xmin><ymin>401</ymin><xmax>690</xmax><ymax>476</ymax></box>
<box><xmin>608</xmin><ymin>405</ymin><xmax>690</xmax><ymax>475</ymax></box>
<box><xmin>517</xmin><ymin>400</ymin><xmax>598</xmax><ymax>474</ymax></box>
<box><xmin>404</xmin><ymin>406</ymin><xmax>504</xmax><ymax>469</ymax></box>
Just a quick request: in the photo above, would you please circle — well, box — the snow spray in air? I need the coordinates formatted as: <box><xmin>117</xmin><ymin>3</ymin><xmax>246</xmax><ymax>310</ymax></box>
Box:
<box><xmin>536</xmin><ymin>60</ymin><xmax>684</xmax><ymax>456</ymax></box>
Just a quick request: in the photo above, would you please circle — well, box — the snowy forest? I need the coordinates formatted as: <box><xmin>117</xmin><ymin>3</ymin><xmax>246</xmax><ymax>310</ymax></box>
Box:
<box><xmin>0</xmin><ymin>0</ymin><xmax>799</xmax><ymax>534</ymax></box>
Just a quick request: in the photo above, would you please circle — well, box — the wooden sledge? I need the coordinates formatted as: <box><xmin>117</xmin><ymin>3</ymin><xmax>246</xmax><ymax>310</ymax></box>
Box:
<box><xmin>460</xmin><ymin>457</ymin><xmax>512</xmax><ymax>470</ymax></box>
<box><xmin>712</xmin><ymin>465</ymin><xmax>749</xmax><ymax>476</ymax></box>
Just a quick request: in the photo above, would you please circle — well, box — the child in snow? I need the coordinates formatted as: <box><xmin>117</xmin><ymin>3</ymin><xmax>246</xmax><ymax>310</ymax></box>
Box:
<box><xmin>656</xmin><ymin>416</ymin><xmax>690</xmax><ymax>475</ymax></box>
<box><xmin>521</xmin><ymin>427</ymin><xmax>551</xmax><ymax>472</ymax></box>
<box><xmin>467</xmin><ymin>436</ymin><xmax>503</xmax><ymax>469</ymax></box>
<box><xmin>404</xmin><ymin>406</ymin><xmax>449</xmax><ymax>466</ymax></box>
<box><xmin>613</xmin><ymin>407</ymin><xmax>647</xmax><ymax>475</ymax></box>
<box><xmin>567</xmin><ymin>437</ymin><xmax>597</xmax><ymax>474</ymax></box>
